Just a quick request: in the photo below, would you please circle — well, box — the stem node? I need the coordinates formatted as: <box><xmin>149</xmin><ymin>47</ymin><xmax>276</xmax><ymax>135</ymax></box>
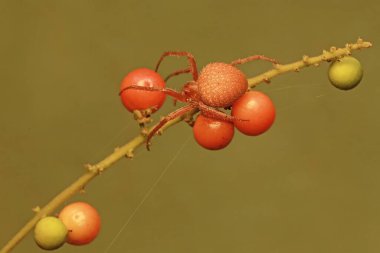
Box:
<box><xmin>125</xmin><ymin>150</ymin><xmax>134</xmax><ymax>159</ymax></box>
<box><xmin>263</xmin><ymin>77</ymin><xmax>271</xmax><ymax>83</ymax></box>
<box><xmin>302</xmin><ymin>55</ymin><xmax>310</xmax><ymax>65</ymax></box>
<box><xmin>84</xmin><ymin>163</ymin><xmax>93</xmax><ymax>172</ymax></box>
<box><xmin>32</xmin><ymin>206</ymin><xmax>41</xmax><ymax>213</ymax></box>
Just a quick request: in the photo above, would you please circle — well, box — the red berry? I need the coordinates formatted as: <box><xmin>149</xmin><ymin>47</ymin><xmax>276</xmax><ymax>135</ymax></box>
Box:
<box><xmin>58</xmin><ymin>202</ymin><xmax>101</xmax><ymax>245</ymax></box>
<box><xmin>120</xmin><ymin>68</ymin><xmax>166</xmax><ymax>112</ymax></box>
<box><xmin>232</xmin><ymin>91</ymin><xmax>275</xmax><ymax>136</ymax></box>
<box><xmin>193</xmin><ymin>114</ymin><xmax>234</xmax><ymax>150</ymax></box>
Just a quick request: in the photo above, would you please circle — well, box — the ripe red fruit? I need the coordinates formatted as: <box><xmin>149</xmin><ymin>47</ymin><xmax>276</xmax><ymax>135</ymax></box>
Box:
<box><xmin>119</xmin><ymin>68</ymin><xmax>166</xmax><ymax>112</ymax></box>
<box><xmin>193</xmin><ymin>114</ymin><xmax>234</xmax><ymax>150</ymax></box>
<box><xmin>232</xmin><ymin>91</ymin><xmax>276</xmax><ymax>136</ymax></box>
<box><xmin>58</xmin><ymin>202</ymin><xmax>101</xmax><ymax>245</ymax></box>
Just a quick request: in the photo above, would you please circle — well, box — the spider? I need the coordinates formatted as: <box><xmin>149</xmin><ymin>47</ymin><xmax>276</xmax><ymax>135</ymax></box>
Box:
<box><xmin>121</xmin><ymin>51</ymin><xmax>278</xmax><ymax>150</ymax></box>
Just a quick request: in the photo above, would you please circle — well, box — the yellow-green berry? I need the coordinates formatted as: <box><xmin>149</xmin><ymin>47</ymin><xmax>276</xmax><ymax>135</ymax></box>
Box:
<box><xmin>328</xmin><ymin>56</ymin><xmax>363</xmax><ymax>90</ymax></box>
<box><xmin>34</xmin><ymin>216</ymin><xmax>68</xmax><ymax>250</ymax></box>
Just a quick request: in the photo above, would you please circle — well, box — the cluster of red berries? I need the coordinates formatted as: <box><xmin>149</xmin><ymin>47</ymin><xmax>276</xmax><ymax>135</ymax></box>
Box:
<box><xmin>120</xmin><ymin>59</ymin><xmax>275</xmax><ymax>150</ymax></box>
<box><xmin>193</xmin><ymin>91</ymin><xmax>275</xmax><ymax>150</ymax></box>
<box><xmin>34</xmin><ymin>202</ymin><xmax>100</xmax><ymax>250</ymax></box>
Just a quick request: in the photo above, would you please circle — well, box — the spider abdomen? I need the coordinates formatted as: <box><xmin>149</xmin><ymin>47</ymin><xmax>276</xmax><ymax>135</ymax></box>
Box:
<box><xmin>198</xmin><ymin>62</ymin><xmax>248</xmax><ymax>107</ymax></box>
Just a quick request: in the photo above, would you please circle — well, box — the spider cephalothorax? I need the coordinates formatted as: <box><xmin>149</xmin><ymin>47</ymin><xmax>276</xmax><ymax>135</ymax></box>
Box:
<box><xmin>120</xmin><ymin>51</ymin><xmax>277</xmax><ymax>149</ymax></box>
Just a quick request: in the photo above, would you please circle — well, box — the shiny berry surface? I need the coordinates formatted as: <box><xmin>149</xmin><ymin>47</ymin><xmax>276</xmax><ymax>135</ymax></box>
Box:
<box><xmin>232</xmin><ymin>91</ymin><xmax>275</xmax><ymax>136</ymax></box>
<box><xmin>328</xmin><ymin>56</ymin><xmax>363</xmax><ymax>90</ymax></box>
<box><xmin>193</xmin><ymin>114</ymin><xmax>234</xmax><ymax>150</ymax></box>
<box><xmin>120</xmin><ymin>68</ymin><xmax>166</xmax><ymax>112</ymax></box>
<box><xmin>58</xmin><ymin>202</ymin><xmax>101</xmax><ymax>245</ymax></box>
<box><xmin>34</xmin><ymin>216</ymin><xmax>68</xmax><ymax>250</ymax></box>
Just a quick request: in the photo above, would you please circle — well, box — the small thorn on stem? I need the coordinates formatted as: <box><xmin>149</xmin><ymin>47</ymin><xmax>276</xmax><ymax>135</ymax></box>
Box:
<box><xmin>96</xmin><ymin>165</ymin><xmax>105</xmax><ymax>175</ymax></box>
<box><xmin>263</xmin><ymin>77</ymin><xmax>271</xmax><ymax>83</ymax></box>
<box><xmin>86</xmin><ymin>164</ymin><xmax>104</xmax><ymax>174</ymax></box>
<box><xmin>84</xmin><ymin>164</ymin><xmax>93</xmax><ymax>172</ymax></box>
<box><xmin>321</xmin><ymin>50</ymin><xmax>332</xmax><ymax>61</ymax></box>
<box><xmin>302</xmin><ymin>55</ymin><xmax>310</xmax><ymax>65</ymax></box>
<box><xmin>32</xmin><ymin>206</ymin><xmax>41</xmax><ymax>213</ymax></box>
<box><xmin>330</xmin><ymin>46</ymin><xmax>337</xmax><ymax>52</ymax></box>
<box><xmin>125</xmin><ymin>150</ymin><xmax>134</xmax><ymax>159</ymax></box>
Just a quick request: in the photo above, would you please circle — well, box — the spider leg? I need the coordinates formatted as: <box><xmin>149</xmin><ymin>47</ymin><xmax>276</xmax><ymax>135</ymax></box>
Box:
<box><xmin>155</xmin><ymin>51</ymin><xmax>199</xmax><ymax>81</ymax></box>
<box><xmin>146</xmin><ymin>104</ymin><xmax>195</xmax><ymax>150</ymax></box>
<box><xmin>164</xmin><ymin>67</ymin><xmax>191</xmax><ymax>82</ymax></box>
<box><xmin>230</xmin><ymin>55</ymin><xmax>278</xmax><ymax>66</ymax></box>
<box><xmin>119</xmin><ymin>85</ymin><xmax>187</xmax><ymax>103</ymax></box>
<box><xmin>198</xmin><ymin>102</ymin><xmax>235</xmax><ymax>122</ymax></box>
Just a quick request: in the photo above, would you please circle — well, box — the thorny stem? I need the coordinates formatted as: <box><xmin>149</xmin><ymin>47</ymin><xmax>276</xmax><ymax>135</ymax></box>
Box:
<box><xmin>0</xmin><ymin>38</ymin><xmax>372</xmax><ymax>253</ymax></box>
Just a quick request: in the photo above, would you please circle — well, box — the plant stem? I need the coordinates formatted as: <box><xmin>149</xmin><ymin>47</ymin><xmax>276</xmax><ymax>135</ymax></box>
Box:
<box><xmin>0</xmin><ymin>38</ymin><xmax>372</xmax><ymax>253</ymax></box>
<box><xmin>247</xmin><ymin>38</ymin><xmax>372</xmax><ymax>88</ymax></box>
<box><xmin>0</xmin><ymin>116</ymin><xmax>184</xmax><ymax>253</ymax></box>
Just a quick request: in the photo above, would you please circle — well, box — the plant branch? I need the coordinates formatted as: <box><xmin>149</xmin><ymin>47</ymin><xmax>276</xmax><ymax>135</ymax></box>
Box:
<box><xmin>0</xmin><ymin>114</ymin><xmax>186</xmax><ymax>253</ymax></box>
<box><xmin>247</xmin><ymin>38</ymin><xmax>372</xmax><ymax>88</ymax></box>
<box><xmin>0</xmin><ymin>38</ymin><xmax>372</xmax><ymax>253</ymax></box>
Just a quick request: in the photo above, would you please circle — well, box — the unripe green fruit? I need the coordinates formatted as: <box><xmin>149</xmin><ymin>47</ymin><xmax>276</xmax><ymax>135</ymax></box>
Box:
<box><xmin>328</xmin><ymin>56</ymin><xmax>363</xmax><ymax>90</ymax></box>
<box><xmin>34</xmin><ymin>216</ymin><xmax>68</xmax><ymax>250</ymax></box>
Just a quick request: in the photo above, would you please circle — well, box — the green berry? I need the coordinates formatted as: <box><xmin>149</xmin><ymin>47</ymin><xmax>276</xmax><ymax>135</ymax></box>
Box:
<box><xmin>328</xmin><ymin>56</ymin><xmax>363</xmax><ymax>90</ymax></box>
<box><xmin>34</xmin><ymin>216</ymin><xmax>68</xmax><ymax>250</ymax></box>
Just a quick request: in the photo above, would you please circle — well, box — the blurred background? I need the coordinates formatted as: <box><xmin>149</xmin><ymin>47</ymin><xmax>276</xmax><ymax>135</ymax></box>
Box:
<box><xmin>0</xmin><ymin>1</ymin><xmax>379</xmax><ymax>252</ymax></box>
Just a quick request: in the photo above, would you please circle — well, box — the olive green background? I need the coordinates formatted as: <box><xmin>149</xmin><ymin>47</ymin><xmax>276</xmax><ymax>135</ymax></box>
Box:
<box><xmin>0</xmin><ymin>1</ymin><xmax>379</xmax><ymax>252</ymax></box>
